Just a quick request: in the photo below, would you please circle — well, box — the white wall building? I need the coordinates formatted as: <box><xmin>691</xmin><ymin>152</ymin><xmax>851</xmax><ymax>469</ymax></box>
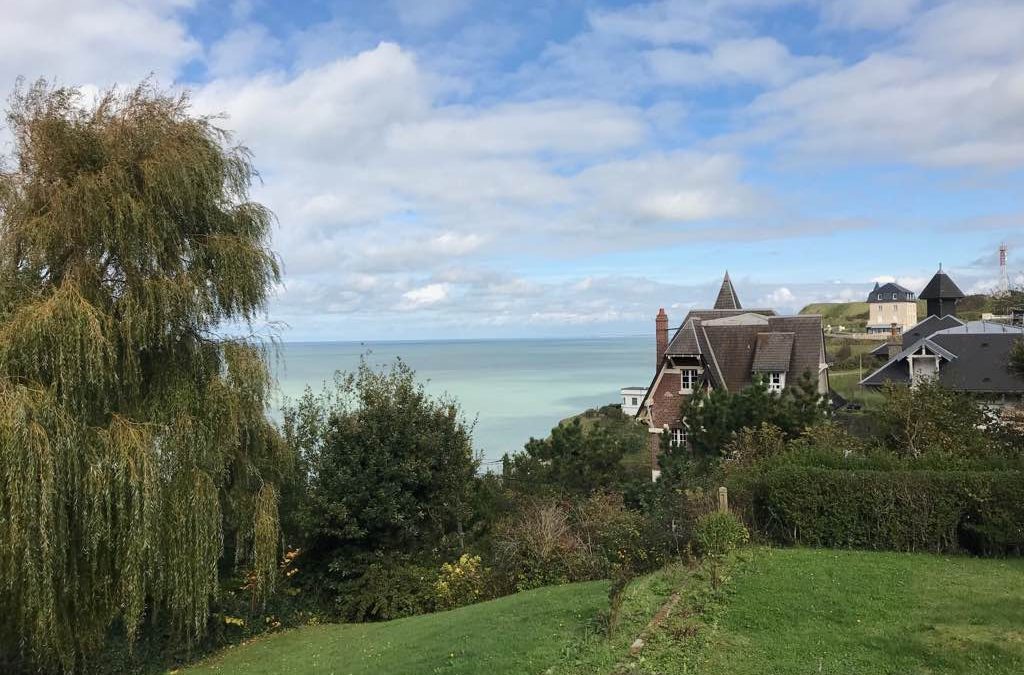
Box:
<box><xmin>620</xmin><ymin>387</ymin><xmax>647</xmax><ymax>417</ymax></box>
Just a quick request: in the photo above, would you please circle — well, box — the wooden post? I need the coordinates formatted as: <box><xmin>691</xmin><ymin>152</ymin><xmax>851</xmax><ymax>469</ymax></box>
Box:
<box><xmin>718</xmin><ymin>486</ymin><xmax>729</xmax><ymax>513</ymax></box>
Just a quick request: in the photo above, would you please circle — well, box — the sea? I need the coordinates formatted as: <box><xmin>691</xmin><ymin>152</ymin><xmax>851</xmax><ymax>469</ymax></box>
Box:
<box><xmin>271</xmin><ymin>337</ymin><xmax>651</xmax><ymax>466</ymax></box>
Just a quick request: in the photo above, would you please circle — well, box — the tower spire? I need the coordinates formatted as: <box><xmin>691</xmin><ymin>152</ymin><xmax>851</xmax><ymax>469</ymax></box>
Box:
<box><xmin>713</xmin><ymin>271</ymin><xmax>742</xmax><ymax>310</ymax></box>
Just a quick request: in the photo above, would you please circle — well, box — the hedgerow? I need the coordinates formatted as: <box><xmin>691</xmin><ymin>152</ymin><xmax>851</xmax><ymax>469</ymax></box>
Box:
<box><xmin>752</xmin><ymin>466</ymin><xmax>1024</xmax><ymax>555</ymax></box>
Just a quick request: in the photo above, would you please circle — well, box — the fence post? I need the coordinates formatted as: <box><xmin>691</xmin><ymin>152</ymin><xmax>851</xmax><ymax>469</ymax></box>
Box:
<box><xmin>718</xmin><ymin>486</ymin><xmax>729</xmax><ymax>513</ymax></box>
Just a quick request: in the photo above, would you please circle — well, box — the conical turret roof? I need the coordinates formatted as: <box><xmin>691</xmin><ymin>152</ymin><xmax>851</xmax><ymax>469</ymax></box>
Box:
<box><xmin>713</xmin><ymin>271</ymin><xmax>742</xmax><ymax>310</ymax></box>
<box><xmin>920</xmin><ymin>268</ymin><xmax>965</xmax><ymax>300</ymax></box>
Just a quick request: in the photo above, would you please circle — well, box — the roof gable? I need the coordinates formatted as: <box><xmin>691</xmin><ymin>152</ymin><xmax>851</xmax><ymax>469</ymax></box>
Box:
<box><xmin>752</xmin><ymin>332</ymin><xmax>795</xmax><ymax>372</ymax></box>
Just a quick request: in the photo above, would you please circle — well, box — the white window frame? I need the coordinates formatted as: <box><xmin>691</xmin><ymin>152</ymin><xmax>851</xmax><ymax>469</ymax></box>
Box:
<box><xmin>669</xmin><ymin>427</ymin><xmax>688</xmax><ymax>448</ymax></box>
<box><xmin>766</xmin><ymin>371</ymin><xmax>785</xmax><ymax>392</ymax></box>
<box><xmin>679</xmin><ymin>368</ymin><xmax>699</xmax><ymax>393</ymax></box>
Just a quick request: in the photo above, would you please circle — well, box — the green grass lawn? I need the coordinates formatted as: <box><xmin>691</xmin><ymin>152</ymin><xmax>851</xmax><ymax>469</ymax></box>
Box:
<box><xmin>181</xmin><ymin>581</ymin><xmax>608</xmax><ymax>675</ymax></box>
<box><xmin>180</xmin><ymin>549</ymin><xmax>1024</xmax><ymax>675</ymax></box>
<box><xmin>677</xmin><ymin>548</ymin><xmax>1024</xmax><ymax>675</ymax></box>
<box><xmin>829</xmin><ymin>369</ymin><xmax>885</xmax><ymax>408</ymax></box>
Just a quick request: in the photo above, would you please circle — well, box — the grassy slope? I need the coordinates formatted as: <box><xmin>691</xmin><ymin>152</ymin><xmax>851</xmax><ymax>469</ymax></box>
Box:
<box><xmin>182</xmin><ymin>581</ymin><xmax>608</xmax><ymax>675</ymax></box>
<box><xmin>553</xmin><ymin>562</ymin><xmax>703</xmax><ymax>673</ymax></box>
<box><xmin>801</xmin><ymin>296</ymin><xmax>992</xmax><ymax>331</ymax></box>
<box><xmin>691</xmin><ymin>548</ymin><xmax>1024</xmax><ymax>675</ymax></box>
<box><xmin>801</xmin><ymin>301</ymin><xmax>872</xmax><ymax>331</ymax></box>
<box><xmin>829</xmin><ymin>369</ymin><xmax>885</xmax><ymax>407</ymax></box>
<box><xmin>182</xmin><ymin>549</ymin><xmax>1024</xmax><ymax>675</ymax></box>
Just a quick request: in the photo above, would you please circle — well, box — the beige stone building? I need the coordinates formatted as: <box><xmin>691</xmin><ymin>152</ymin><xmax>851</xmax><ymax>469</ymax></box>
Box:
<box><xmin>866</xmin><ymin>282</ymin><xmax>918</xmax><ymax>334</ymax></box>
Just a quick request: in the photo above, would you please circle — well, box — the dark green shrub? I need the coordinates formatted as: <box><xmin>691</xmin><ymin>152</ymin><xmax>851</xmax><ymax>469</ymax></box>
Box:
<box><xmin>335</xmin><ymin>555</ymin><xmax>438</xmax><ymax>622</ymax></box>
<box><xmin>693</xmin><ymin>511</ymin><xmax>749</xmax><ymax>559</ymax></box>
<box><xmin>754</xmin><ymin>466</ymin><xmax>1024</xmax><ymax>555</ymax></box>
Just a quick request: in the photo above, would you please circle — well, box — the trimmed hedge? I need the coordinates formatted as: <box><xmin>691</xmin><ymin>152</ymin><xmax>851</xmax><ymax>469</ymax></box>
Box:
<box><xmin>753</xmin><ymin>466</ymin><xmax>1024</xmax><ymax>555</ymax></box>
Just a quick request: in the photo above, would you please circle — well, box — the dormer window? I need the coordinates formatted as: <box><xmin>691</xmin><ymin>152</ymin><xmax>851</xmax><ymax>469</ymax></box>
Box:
<box><xmin>766</xmin><ymin>372</ymin><xmax>785</xmax><ymax>392</ymax></box>
<box><xmin>680</xmin><ymin>368</ymin><xmax>699</xmax><ymax>393</ymax></box>
<box><xmin>669</xmin><ymin>427</ymin><xmax>688</xmax><ymax>448</ymax></box>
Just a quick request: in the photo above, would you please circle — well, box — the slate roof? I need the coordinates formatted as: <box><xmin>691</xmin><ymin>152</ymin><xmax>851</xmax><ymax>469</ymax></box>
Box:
<box><xmin>860</xmin><ymin>321</ymin><xmax>1024</xmax><ymax>393</ymax></box>
<box><xmin>665</xmin><ymin>312</ymin><xmax>823</xmax><ymax>391</ymax></box>
<box><xmin>752</xmin><ymin>332</ymin><xmax>795</xmax><ymax>372</ymax></box>
<box><xmin>713</xmin><ymin>272</ymin><xmax>742</xmax><ymax>310</ymax></box>
<box><xmin>665</xmin><ymin>309</ymin><xmax>775</xmax><ymax>355</ymax></box>
<box><xmin>868</xmin><ymin>314</ymin><xmax>965</xmax><ymax>357</ymax></box>
<box><xmin>867</xmin><ymin>282</ymin><xmax>916</xmax><ymax>303</ymax></box>
<box><xmin>919</xmin><ymin>270</ymin><xmax>965</xmax><ymax>300</ymax></box>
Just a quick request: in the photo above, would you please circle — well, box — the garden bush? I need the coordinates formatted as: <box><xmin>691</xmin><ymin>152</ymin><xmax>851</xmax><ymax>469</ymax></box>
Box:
<box><xmin>435</xmin><ymin>554</ymin><xmax>488</xmax><ymax>610</ymax></box>
<box><xmin>334</xmin><ymin>555</ymin><xmax>439</xmax><ymax>622</ymax></box>
<box><xmin>754</xmin><ymin>466</ymin><xmax>1024</xmax><ymax>555</ymax></box>
<box><xmin>693</xmin><ymin>511</ymin><xmax>749</xmax><ymax>559</ymax></box>
<box><xmin>491</xmin><ymin>493</ymin><xmax>660</xmax><ymax>592</ymax></box>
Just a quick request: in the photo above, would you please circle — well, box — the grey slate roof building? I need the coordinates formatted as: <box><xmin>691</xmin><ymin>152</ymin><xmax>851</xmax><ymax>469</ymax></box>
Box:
<box><xmin>868</xmin><ymin>314</ymin><xmax>965</xmax><ymax>357</ymax></box>
<box><xmin>861</xmin><ymin>321</ymin><xmax>1024</xmax><ymax>395</ymax></box>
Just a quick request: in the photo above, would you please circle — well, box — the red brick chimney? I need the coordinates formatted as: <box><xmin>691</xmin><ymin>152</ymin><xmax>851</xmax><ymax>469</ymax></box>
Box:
<box><xmin>887</xmin><ymin>322</ymin><xmax>902</xmax><ymax>360</ymax></box>
<box><xmin>656</xmin><ymin>308</ymin><xmax>668</xmax><ymax>368</ymax></box>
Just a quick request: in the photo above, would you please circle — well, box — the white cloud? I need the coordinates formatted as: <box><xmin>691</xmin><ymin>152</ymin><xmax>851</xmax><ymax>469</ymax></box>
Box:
<box><xmin>646</xmin><ymin>37</ymin><xmax>834</xmax><ymax>87</ymax></box>
<box><xmin>206</xmin><ymin>23</ymin><xmax>283</xmax><ymax>77</ymax></box>
<box><xmin>575</xmin><ymin>152</ymin><xmax>758</xmax><ymax>225</ymax></box>
<box><xmin>822</xmin><ymin>0</ymin><xmax>922</xmax><ymax>31</ymax></box>
<box><xmin>739</xmin><ymin>1</ymin><xmax>1024</xmax><ymax>168</ymax></box>
<box><xmin>399</xmin><ymin>283</ymin><xmax>450</xmax><ymax>309</ymax></box>
<box><xmin>0</xmin><ymin>1</ymin><xmax>198</xmax><ymax>91</ymax></box>
<box><xmin>386</xmin><ymin>100</ymin><xmax>647</xmax><ymax>156</ymax></box>
<box><xmin>760</xmin><ymin>286</ymin><xmax>795</xmax><ymax>306</ymax></box>
<box><xmin>870</xmin><ymin>275</ymin><xmax>929</xmax><ymax>290</ymax></box>
<box><xmin>907</xmin><ymin>1</ymin><xmax>1024</xmax><ymax>62</ymax></box>
<box><xmin>194</xmin><ymin>42</ymin><xmax>431</xmax><ymax>162</ymax></box>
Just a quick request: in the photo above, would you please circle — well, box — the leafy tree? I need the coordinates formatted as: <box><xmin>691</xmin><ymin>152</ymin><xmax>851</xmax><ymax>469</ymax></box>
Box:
<box><xmin>677</xmin><ymin>371</ymin><xmax>827</xmax><ymax>458</ymax></box>
<box><xmin>281</xmin><ymin>359</ymin><xmax>479</xmax><ymax>620</ymax></box>
<box><xmin>502</xmin><ymin>410</ymin><xmax>647</xmax><ymax>495</ymax></box>
<box><xmin>875</xmin><ymin>380</ymin><xmax>991</xmax><ymax>458</ymax></box>
<box><xmin>0</xmin><ymin>81</ymin><xmax>289</xmax><ymax>669</ymax></box>
<box><xmin>989</xmin><ymin>286</ymin><xmax>1024</xmax><ymax>316</ymax></box>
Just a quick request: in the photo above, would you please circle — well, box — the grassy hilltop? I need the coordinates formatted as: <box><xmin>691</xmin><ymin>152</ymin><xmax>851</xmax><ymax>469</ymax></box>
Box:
<box><xmin>799</xmin><ymin>296</ymin><xmax>994</xmax><ymax>332</ymax></box>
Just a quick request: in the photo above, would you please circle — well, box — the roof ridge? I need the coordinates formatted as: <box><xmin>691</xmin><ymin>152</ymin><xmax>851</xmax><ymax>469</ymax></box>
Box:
<box><xmin>700</xmin><ymin>323</ymin><xmax>727</xmax><ymax>392</ymax></box>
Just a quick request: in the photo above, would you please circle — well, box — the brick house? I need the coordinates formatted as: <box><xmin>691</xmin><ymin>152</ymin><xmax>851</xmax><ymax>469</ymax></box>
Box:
<box><xmin>636</xmin><ymin>273</ymin><xmax>829</xmax><ymax>480</ymax></box>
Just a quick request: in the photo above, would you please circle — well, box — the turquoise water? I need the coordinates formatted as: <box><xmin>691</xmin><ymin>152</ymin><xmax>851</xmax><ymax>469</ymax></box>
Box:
<box><xmin>272</xmin><ymin>338</ymin><xmax>650</xmax><ymax>464</ymax></box>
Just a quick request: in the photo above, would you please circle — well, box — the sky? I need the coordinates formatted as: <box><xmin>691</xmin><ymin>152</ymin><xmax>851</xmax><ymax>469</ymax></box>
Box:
<box><xmin>1</xmin><ymin>0</ymin><xmax>1023</xmax><ymax>341</ymax></box>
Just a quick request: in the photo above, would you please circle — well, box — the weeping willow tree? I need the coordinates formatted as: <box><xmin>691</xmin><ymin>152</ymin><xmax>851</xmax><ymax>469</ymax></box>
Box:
<box><xmin>0</xmin><ymin>80</ymin><xmax>290</xmax><ymax>670</ymax></box>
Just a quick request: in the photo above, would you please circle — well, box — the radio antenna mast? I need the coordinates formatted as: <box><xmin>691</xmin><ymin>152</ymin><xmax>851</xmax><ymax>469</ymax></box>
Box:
<box><xmin>998</xmin><ymin>243</ymin><xmax>1010</xmax><ymax>296</ymax></box>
